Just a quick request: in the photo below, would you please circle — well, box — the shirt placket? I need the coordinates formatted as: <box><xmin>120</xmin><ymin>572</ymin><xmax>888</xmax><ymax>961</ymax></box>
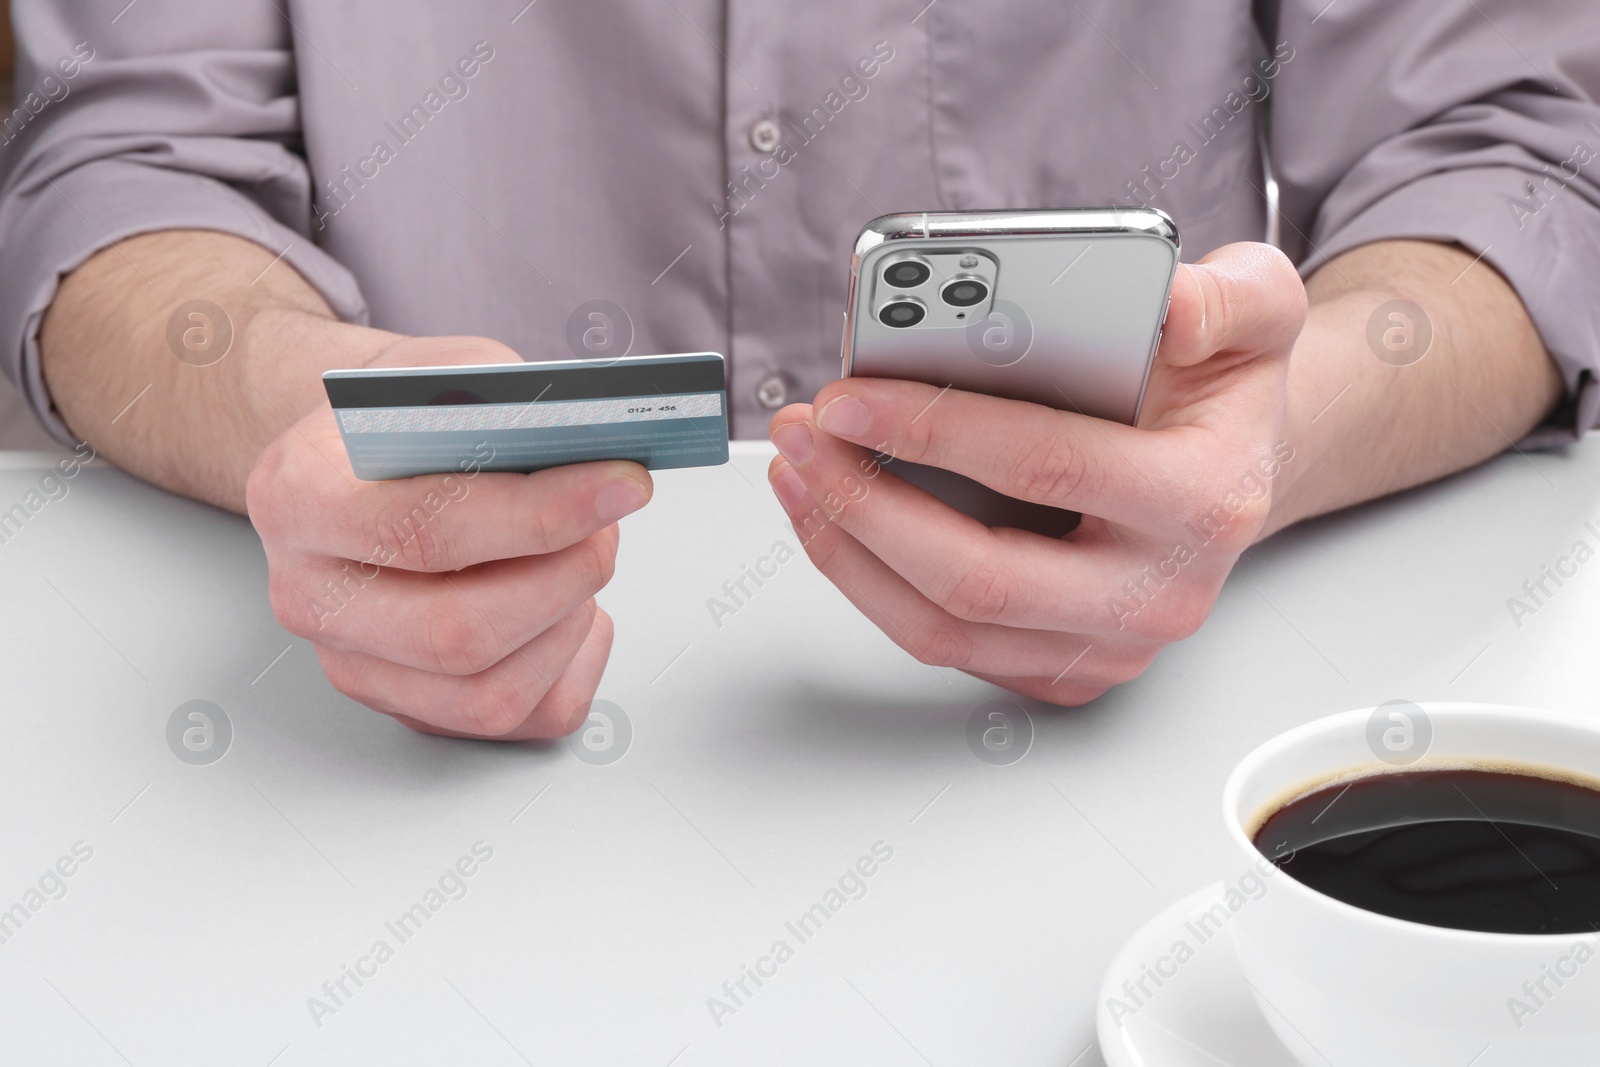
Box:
<box><xmin>721</xmin><ymin>0</ymin><xmax>795</xmax><ymax>438</ymax></box>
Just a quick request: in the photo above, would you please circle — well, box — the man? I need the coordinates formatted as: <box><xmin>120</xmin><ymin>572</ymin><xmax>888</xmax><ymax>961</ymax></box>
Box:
<box><xmin>0</xmin><ymin>2</ymin><xmax>1593</xmax><ymax>738</ymax></box>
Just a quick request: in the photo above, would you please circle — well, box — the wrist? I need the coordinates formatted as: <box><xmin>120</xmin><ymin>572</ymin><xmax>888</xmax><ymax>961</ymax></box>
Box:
<box><xmin>1255</xmin><ymin>296</ymin><xmax>1367</xmax><ymax>542</ymax></box>
<box><xmin>237</xmin><ymin>307</ymin><xmax>401</xmax><ymax>437</ymax></box>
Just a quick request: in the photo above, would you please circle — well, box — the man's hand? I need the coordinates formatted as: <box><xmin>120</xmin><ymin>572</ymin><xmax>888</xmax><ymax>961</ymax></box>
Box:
<box><xmin>246</xmin><ymin>336</ymin><xmax>651</xmax><ymax>738</ymax></box>
<box><xmin>765</xmin><ymin>243</ymin><xmax>1305</xmax><ymax>704</ymax></box>
<box><xmin>42</xmin><ymin>231</ymin><xmax>647</xmax><ymax>739</ymax></box>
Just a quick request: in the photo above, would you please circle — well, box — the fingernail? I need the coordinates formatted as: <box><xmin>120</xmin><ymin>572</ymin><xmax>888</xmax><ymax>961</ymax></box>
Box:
<box><xmin>771</xmin><ymin>421</ymin><xmax>814</xmax><ymax>466</ymax></box>
<box><xmin>595</xmin><ymin>477</ymin><xmax>649</xmax><ymax>523</ymax></box>
<box><xmin>770</xmin><ymin>463</ymin><xmax>811</xmax><ymax>515</ymax></box>
<box><xmin>816</xmin><ymin>395</ymin><xmax>872</xmax><ymax>438</ymax></box>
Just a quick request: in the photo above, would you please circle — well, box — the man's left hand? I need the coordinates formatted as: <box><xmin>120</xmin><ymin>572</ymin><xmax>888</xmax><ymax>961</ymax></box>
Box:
<box><xmin>766</xmin><ymin>242</ymin><xmax>1307</xmax><ymax>704</ymax></box>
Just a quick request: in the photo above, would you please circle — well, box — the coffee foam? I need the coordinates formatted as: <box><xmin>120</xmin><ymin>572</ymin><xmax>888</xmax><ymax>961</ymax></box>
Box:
<box><xmin>1244</xmin><ymin>756</ymin><xmax>1600</xmax><ymax>840</ymax></box>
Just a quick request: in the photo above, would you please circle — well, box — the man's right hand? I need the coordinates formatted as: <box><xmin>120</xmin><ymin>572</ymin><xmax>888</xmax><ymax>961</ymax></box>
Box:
<box><xmin>245</xmin><ymin>336</ymin><xmax>652</xmax><ymax>739</ymax></box>
<box><xmin>39</xmin><ymin>233</ymin><xmax>648</xmax><ymax>739</ymax></box>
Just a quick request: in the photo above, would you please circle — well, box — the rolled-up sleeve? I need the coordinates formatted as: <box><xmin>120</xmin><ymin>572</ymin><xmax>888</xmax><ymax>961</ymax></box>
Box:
<box><xmin>1270</xmin><ymin>0</ymin><xmax>1600</xmax><ymax>445</ymax></box>
<box><xmin>0</xmin><ymin>1</ymin><xmax>368</xmax><ymax>445</ymax></box>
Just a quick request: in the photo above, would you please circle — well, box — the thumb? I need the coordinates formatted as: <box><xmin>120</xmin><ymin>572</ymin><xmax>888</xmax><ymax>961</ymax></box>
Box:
<box><xmin>1160</xmin><ymin>243</ymin><xmax>1307</xmax><ymax>368</ymax></box>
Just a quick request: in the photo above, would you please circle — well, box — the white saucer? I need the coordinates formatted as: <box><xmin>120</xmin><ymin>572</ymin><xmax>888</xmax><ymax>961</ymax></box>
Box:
<box><xmin>1097</xmin><ymin>882</ymin><xmax>1301</xmax><ymax>1067</ymax></box>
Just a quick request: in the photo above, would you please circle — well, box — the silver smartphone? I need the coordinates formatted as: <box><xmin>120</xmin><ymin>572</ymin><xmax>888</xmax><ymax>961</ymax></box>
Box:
<box><xmin>841</xmin><ymin>208</ymin><xmax>1179</xmax><ymax>536</ymax></box>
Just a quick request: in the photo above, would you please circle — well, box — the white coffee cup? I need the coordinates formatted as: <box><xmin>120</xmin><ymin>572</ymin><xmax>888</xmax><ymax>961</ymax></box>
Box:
<box><xmin>1223</xmin><ymin>702</ymin><xmax>1600</xmax><ymax>1066</ymax></box>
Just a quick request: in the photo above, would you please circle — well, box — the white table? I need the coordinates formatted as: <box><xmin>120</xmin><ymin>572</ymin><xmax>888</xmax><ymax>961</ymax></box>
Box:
<box><xmin>1</xmin><ymin>440</ymin><xmax>1597</xmax><ymax>1066</ymax></box>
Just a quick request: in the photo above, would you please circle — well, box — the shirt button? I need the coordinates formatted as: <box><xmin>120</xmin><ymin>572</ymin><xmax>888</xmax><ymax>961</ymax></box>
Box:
<box><xmin>748</xmin><ymin>119</ymin><xmax>782</xmax><ymax>153</ymax></box>
<box><xmin>755</xmin><ymin>373</ymin><xmax>789</xmax><ymax>409</ymax></box>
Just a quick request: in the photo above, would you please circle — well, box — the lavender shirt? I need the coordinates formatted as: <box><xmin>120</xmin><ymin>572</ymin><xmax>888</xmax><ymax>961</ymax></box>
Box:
<box><xmin>3</xmin><ymin>1</ymin><xmax>1598</xmax><ymax>444</ymax></box>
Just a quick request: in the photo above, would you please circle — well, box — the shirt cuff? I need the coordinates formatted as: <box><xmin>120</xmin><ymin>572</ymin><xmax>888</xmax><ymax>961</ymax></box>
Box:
<box><xmin>0</xmin><ymin>157</ymin><xmax>369</xmax><ymax>446</ymax></box>
<box><xmin>1295</xmin><ymin>165</ymin><xmax>1600</xmax><ymax>449</ymax></box>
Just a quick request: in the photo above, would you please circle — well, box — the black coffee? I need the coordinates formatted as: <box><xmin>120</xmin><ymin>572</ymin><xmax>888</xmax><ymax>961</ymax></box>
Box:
<box><xmin>1253</xmin><ymin>768</ymin><xmax>1600</xmax><ymax>935</ymax></box>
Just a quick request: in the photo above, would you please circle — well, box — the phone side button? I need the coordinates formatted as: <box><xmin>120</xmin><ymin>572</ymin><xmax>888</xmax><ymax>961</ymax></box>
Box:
<box><xmin>840</xmin><ymin>315</ymin><xmax>850</xmax><ymax>377</ymax></box>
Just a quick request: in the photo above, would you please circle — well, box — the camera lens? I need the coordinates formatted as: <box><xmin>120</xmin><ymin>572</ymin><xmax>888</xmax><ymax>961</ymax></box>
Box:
<box><xmin>878</xmin><ymin>299</ymin><xmax>926</xmax><ymax>328</ymax></box>
<box><xmin>883</xmin><ymin>259</ymin><xmax>931</xmax><ymax>288</ymax></box>
<box><xmin>941</xmin><ymin>277</ymin><xmax>989</xmax><ymax>308</ymax></box>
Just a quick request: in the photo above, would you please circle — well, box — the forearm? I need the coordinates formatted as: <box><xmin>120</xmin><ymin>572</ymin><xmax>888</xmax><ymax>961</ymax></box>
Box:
<box><xmin>39</xmin><ymin>230</ymin><xmax>399</xmax><ymax>513</ymax></box>
<box><xmin>1263</xmin><ymin>240</ymin><xmax>1563</xmax><ymax>538</ymax></box>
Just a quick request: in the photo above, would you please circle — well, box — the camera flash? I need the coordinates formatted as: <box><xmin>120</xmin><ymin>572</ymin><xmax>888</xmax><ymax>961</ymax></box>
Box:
<box><xmin>959</xmin><ymin>255</ymin><xmax>979</xmax><ymax>269</ymax></box>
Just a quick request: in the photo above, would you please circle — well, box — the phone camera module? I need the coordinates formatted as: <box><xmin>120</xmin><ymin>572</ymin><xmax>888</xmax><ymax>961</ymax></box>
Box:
<box><xmin>883</xmin><ymin>259</ymin><xmax>931</xmax><ymax>289</ymax></box>
<box><xmin>941</xmin><ymin>277</ymin><xmax>989</xmax><ymax>308</ymax></box>
<box><xmin>877</xmin><ymin>298</ymin><xmax>927</xmax><ymax>328</ymax></box>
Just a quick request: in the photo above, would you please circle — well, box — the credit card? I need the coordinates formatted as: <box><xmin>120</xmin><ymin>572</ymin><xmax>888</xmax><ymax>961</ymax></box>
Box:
<box><xmin>323</xmin><ymin>352</ymin><xmax>728</xmax><ymax>480</ymax></box>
